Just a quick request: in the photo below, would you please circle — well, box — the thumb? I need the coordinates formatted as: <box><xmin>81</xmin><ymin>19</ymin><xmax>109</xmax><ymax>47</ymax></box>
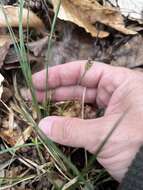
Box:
<box><xmin>38</xmin><ymin>115</ymin><xmax>119</xmax><ymax>153</ymax></box>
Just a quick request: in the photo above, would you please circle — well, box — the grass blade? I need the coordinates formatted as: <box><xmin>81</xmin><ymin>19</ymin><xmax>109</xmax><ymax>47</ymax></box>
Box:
<box><xmin>44</xmin><ymin>0</ymin><xmax>61</xmax><ymax>116</ymax></box>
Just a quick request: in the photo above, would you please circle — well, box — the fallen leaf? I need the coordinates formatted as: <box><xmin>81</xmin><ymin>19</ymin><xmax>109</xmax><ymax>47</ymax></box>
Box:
<box><xmin>4</xmin><ymin>45</ymin><xmax>38</xmax><ymax>70</ymax></box>
<box><xmin>70</xmin><ymin>0</ymin><xmax>101</xmax><ymax>9</ymax></box>
<box><xmin>26</xmin><ymin>36</ymin><xmax>49</xmax><ymax>56</ymax></box>
<box><xmin>1</xmin><ymin>111</ymin><xmax>16</xmax><ymax>145</ymax></box>
<box><xmin>52</xmin><ymin>0</ymin><xmax>136</xmax><ymax>38</ymax></box>
<box><xmin>52</xmin><ymin>0</ymin><xmax>108</xmax><ymax>38</ymax></box>
<box><xmin>109</xmin><ymin>0</ymin><xmax>143</xmax><ymax>23</ymax></box>
<box><xmin>111</xmin><ymin>35</ymin><xmax>143</xmax><ymax>68</ymax></box>
<box><xmin>0</xmin><ymin>6</ymin><xmax>45</xmax><ymax>31</ymax></box>
<box><xmin>1</xmin><ymin>118</ymin><xmax>32</xmax><ymax>146</ymax></box>
<box><xmin>16</xmin><ymin>126</ymin><xmax>32</xmax><ymax>146</ymax></box>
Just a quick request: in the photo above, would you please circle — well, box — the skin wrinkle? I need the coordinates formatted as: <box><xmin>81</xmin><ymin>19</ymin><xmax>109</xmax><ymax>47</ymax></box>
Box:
<box><xmin>72</xmin><ymin>85</ymin><xmax>86</xmax><ymax>101</ymax></box>
<box><xmin>95</xmin><ymin>66</ymin><xmax>122</xmax><ymax>107</ymax></box>
<box><xmin>82</xmin><ymin>87</ymin><xmax>96</xmax><ymax>102</ymax></box>
<box><xmin>97</xmin><ymin>70</ymin><xmax>124</xmax><ymax>101</ymax></box>
<box><xmin>107</xmin><ymin>82</ymin><xmax>143</xmax><ymax>115</ymax></box>
<box><xmin>96</xmin><ymin>69</ymin><xmax>127</xmax><ymax>108</ymax></box>
<box><xmin>105</xmin><ymin>75</ymin><xmax>141</xmax><ymax>115</ymax></box>
<box><xmin>49</xmin><ymin>117</ymin><xmax>74</xmax><ymax>145</ymax></box>
<box><xmin>105</xmin><ymin>88</ymin><xmax>129</xmax><ymax>115</ymax></box>
<box><xmin>50</xmin><ymin>117</ymin><xmax>84</xmax><ymax>148</ymax></box>
<box><xmin>58</xmin><ymin>61</ymin><xmax>85</xmax><ymax>87</ymax></box>
<box><xmin>31</xmin><ymin>86</ymin><xmax>97</xmax><ymax>103</ymax></box>
<box><xmin>99</xmin><ymin>149</ymin><xmax>138</xmax><ymax>172</ymax></box>
<box><xmin>99</xmin><ymin>140</ymin><xmax>139</xmax><ymax>160</ymax></box>
<box><xmin>90</xmin><ymin>65</ymin><xmax>106</xmax><ymax>107</ymax></box>
<box><xmin>58</xmin><ymin>117</ymin><xmax>74</xmax><ymax>145</ymax></box>
<box><xmin>96</xmin><ymin>88</ymin><xmax>111</xmax><ymax>107</ymax></box>
<box><xmin>99</xmin><ymin>153</ymin><xmax>130</xmax><ymax>170</ymax></box>
<box><xmin>86</xmin><ymin>88</ymin><xmax>97</xmax><ymax>103</ymax></box>
<box><xmin>88</xmin><ymin>110</ymin><xmax>139</xmax><ymax>155</ymax></box>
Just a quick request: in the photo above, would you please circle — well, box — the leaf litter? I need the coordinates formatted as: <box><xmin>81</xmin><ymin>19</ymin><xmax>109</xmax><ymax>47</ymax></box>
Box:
<box><xmin>0</xmin><ymin>6</ymin><xmax>45</xmax><ymax>30</ymax></box>
<box><xmin>0</xmin><ymin>0</ymin><xmax>143</xmax><ymax>189</ymax></box>
<box><xmin>52</xmin><ymin>0</ymin><xmax>136</xmax><ymax>37</ymax></box>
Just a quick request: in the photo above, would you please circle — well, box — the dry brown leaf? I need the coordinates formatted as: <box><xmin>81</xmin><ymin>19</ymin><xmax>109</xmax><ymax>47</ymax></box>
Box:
<box><xmin>0</xmin><ymin>6</ymin><xmax>45</xmax><ymax>30</ymax></box>
<box><xmin>1</xmin><ymin>112</ymin><xmax>17</xmax><ymax>145</ymax></box>
<box><xmin>111</xmin><ymin>35</ymin><xmax>143</xmax><ymax>69</ymax></box>
<box><xmin>4</xmin><ymin>45</ymin><xmax>38</xmax><ymax>70</ymax></box>
<box><xmin>15</xmin><ymin>126</ymin><xmax>33</xmax><ymax>146</ymax></box>
<box><xmin>0</xmin><ymin>107</ymin><xmax>32</xmax><ymax>146</ymax></box>
<box><xmin>26</xmin><ymin>36</ymin><xmax>49</xmax><ymax>56</ymax></box>
<box><xmin>1</xmin><ymin>121</ymin><xmax>32</xmax><ymax>146</ymax></box>
<box><xmin>70</xmin><ymin>0</ymin><xmax>102</xmax><ymax>9</ymax></box>
<box><xmin>52</xmin><ymin>0</ymin><xmax>108</xmax><ymax>38</ymax></box>
<box><xmin>0</xmin><ymin>126</ymin><xmax>18</xmax><ymax>146</ymax></box>
<box><xmin>52</xmin><ymin>0</ymin><xmax>136</xmax><ymax>37</ymax></box>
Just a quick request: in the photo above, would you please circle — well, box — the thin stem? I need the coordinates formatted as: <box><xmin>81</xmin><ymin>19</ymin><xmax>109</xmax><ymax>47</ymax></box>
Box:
<box><xmin>44</xmin><ymin>0</ymin><xmax>61</xmax><ymax>116</ymax></box>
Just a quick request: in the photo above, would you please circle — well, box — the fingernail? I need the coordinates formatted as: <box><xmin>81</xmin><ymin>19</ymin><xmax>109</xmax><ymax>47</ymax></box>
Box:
<box><xmin>20</xmin><ymin>88</ymin><xmax>31</xmax><ymax>101</ymax></box>
<box><xmin>39</xmin><ymin>118</ymin><xmax>53</xmax><ymax>137</ymax></box>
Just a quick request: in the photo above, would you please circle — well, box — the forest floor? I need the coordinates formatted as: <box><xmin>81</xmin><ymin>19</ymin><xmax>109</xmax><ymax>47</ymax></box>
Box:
<box><xmin>0</xmin><ymin>0</ymin><xmax>143</xmax><ymax>190</ymax></box>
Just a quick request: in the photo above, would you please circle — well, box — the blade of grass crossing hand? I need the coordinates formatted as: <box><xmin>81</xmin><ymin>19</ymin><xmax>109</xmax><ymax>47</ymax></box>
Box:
<box><xmin>44</xmin><ymin>0</ymin><xmax>61</xmax><ymax>116</ymax></box>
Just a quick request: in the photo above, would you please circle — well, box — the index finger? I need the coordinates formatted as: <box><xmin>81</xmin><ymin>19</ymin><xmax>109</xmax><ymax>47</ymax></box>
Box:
<box><xmin>32</xmin><ymin>60</ymin><xmax>127</xmax><ymax>90</ymax></box>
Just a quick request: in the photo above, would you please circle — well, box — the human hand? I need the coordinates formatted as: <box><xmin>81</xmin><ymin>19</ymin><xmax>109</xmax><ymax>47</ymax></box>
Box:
<box><xmin>28</xmin><ymin>61</ymin><xmax>143</xmax><ymax>182</ymax></box>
